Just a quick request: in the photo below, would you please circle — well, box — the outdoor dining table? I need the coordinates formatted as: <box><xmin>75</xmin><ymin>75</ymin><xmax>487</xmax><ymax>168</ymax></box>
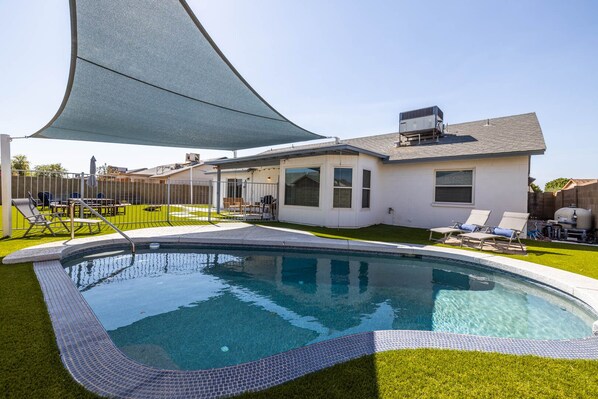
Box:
<box><xmin>68</xmin><ymin>198</ymin><xmax>117</xmax><ymax>217</ymax></box>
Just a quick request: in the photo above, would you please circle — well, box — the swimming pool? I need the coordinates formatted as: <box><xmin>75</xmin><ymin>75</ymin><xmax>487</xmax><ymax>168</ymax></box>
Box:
<box><xmin>63</xmin><ymin>247</ymin><xmax>596</xmax><ymax>370</ymax></box>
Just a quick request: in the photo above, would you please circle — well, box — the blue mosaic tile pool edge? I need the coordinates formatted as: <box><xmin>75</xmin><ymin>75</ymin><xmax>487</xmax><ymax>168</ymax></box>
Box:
<box><xmin>35</xmin><ymin>257</ymin><xmax>598</xmax><ymax>399</ymax></box>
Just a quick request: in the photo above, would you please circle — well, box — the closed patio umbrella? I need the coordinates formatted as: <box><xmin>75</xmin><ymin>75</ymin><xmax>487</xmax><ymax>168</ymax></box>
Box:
<box><xmin>87</xmin><ymin>156</ymin><xmax>97</xmax><ymax>188</ymax></box>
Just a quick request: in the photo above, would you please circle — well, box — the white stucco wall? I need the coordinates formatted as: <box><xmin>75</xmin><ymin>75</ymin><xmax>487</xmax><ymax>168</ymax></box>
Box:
<box><xmin>277</xmin><ymin>154</ymin><xmax>384</xmax><ymax>228</ymax></box>
<box><xmin>380</xmin><ymin>155</ymin><xmax>530</xmax><ymax>229</ymax></box>
<box><xmin>213</xmin><ymin>154</ymin><xmax>531</xmax><ymax>229</ymax></box>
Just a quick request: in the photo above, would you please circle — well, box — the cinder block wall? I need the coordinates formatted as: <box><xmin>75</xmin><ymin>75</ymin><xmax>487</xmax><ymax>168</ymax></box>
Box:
<box><xmin>574</xmin><ymin>183</ymin><xmax>598</xmax><ymax>228</ymax></box>
<box><xmin>528</xmin><ymin>192</ymin><xmax>555</xmax><ymax>220</ymax></box>
<box><xmin>530</xmin><ymin>183</ymin><xmax>598</xmax><ymax>228</ymax></box>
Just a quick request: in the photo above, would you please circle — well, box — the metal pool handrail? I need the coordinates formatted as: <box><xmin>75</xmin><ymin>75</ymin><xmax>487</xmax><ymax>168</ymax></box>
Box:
<box><xmin>70</xmin><ymin>199</ymin><xmax>136</xmax><ymax>254</ymax></box>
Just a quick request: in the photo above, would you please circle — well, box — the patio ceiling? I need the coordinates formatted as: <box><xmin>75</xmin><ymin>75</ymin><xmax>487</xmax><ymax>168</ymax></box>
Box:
<box><xmin>30</xmin><ymin>0</ymin><xmax>322</xmax><ymax>150</ymax></box>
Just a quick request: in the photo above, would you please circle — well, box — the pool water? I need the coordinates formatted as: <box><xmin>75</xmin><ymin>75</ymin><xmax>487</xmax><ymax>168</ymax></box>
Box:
<box><xmin>63</xmin><ymin>248</ymin><xmax>596</xmax><ymax>370</ymax></box>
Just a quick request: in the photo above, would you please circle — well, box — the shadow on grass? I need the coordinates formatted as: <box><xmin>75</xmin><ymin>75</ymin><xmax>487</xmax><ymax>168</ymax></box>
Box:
<box><xmin>524</xmin><ymin>248</ymin><xmax>572</xmax><ymax>257</ymax></box>
<box><xmin>238</xmin><ymin>341</ymin><xmax>380</xmax><ymax>399</ymax></box>
<box><xmin>526</xmin><ymin>239</ymin><xmax>598</xmax><ymax>252</ymax></box>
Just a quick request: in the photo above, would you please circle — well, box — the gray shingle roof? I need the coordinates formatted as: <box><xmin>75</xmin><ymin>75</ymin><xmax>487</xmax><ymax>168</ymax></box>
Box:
<box><xmin>208</xmin><ymin>112</ymin><xmax>546</xmax><ymax>167</ymax></box>
<box><xmin>347</xmin><ymin>112</ymin><xmax>545</xmax><ymax>162</ymax></box>
<box><xmin>265</xmin><ymin>112</ymin><xmax>544</xmax><ymax>161</ymax></box>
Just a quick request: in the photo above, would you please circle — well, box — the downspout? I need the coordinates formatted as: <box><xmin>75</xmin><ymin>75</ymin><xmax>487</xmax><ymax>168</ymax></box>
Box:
<box><xmin>527</xmin><ymin>156</ymin><xmax>531</xmax><ymax>213</ymax></box>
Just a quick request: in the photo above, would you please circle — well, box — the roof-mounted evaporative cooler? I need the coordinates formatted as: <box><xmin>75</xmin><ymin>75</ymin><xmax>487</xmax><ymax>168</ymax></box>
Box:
<box><xmin>397</xmin><ymin>106</ymin><xmax>444</xmax><ymax>146</ymax></box>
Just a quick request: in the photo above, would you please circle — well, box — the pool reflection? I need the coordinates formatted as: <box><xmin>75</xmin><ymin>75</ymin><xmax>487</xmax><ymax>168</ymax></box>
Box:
<box><xmin>63</xmin><ymin>250</ymin><xmax>592</xmax><ymax>370</ymax></box>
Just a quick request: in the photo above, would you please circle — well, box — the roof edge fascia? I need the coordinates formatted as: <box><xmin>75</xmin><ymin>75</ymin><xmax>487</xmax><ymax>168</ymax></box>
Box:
<box><xmin>206</xmin><ymin>144</ymin><xmax>388</xmax><ymax>166</ymax></box>
<box><xmin>383</xmin><ymin>149</ymin><xmax>546</xmax><ymax>165</ymax></box>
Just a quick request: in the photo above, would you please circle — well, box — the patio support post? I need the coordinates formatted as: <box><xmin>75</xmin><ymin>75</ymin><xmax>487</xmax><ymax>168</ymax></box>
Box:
<box><xmin>167</xmin><ymin>178</ymin><xmax>171</xmax><ymax>223</ymax></box>
<box><xmin>70</xmin><ymin>202</ymin><xmax>75</xmax><ymax>240</ymax></box>
<box><xmin>79</xmin><ymin>172</ymin><xmax>85</xmax><ymax>218</ymax></box>
<box><xmin>216</xmin><ymin>166</ymin><xmax>221</xmax><ymax>213</ymax></box>
<box><xmin>1</xmin><ymin>134</ymin><xmax>12</xmax><ymax>237</ymax></box>
<box><xmin>189</xmin><ymin>166</ymin><xmax>193</xmax><ymax>204</ymax></box>
<box><xmin>208</xmin><ymin>181</ymin><xmax>212</xmax><ymax>222</ymax></box>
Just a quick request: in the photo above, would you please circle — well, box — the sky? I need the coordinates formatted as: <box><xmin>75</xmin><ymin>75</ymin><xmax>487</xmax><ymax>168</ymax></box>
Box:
<box><xmin>1</xmin><ymin>0</ymin><xmax>597</xmax><ymax>188</ymax></box>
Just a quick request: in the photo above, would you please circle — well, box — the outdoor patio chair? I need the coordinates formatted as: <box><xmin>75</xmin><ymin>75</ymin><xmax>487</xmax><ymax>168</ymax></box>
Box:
<box><xmin>37</xmin><ymin>191</ymin><xmax>54</xmax><ymax>210</ymax></box>
<box><xmin>223</xmin><ymin>197</ymin><xmax>241</xmax><ymax>212</ymax></box>
<box><xmin>13</xmin><ymin>197</ymin><xmax>101</xmax><ymax>237</ymax></box>
<box><xmin>261</xmin><ymin>195</ymin><xmax>277</xmax><ymax>220</ymax></box>
<box><xmin>428</xmin><ymin>209</ymin><xmax>491</xmax><ymax>242</ymax></box>
<box><xmin>459</xmin><ymin>212</ymin><xmax>530</xmax><ymax>252</ymax></box>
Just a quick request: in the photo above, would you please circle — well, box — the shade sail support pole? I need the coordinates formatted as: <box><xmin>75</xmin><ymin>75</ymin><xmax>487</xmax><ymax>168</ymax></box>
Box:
<box><xmin>216</xmin><ymin>166</ymin><xmax>221</xmax><ymax>214</ymax></box>
<box><xmin>1</xmin><ymin>134</ymin><xmax>12</xmax><ymax>237</ymax></box>
<box><xmin>166</xmin><ymin>178</ymin><xmax>171</xmax><ymax>223</ymax></box>
<box><xmin>190</xmin><ymin>166</ymin><xmax>193</xmax><ymax>204</ymax></box>
<box><xmin>79</xmin><ymin>173</ymin><xmax>85</xmax><ymax>218</ymax></box>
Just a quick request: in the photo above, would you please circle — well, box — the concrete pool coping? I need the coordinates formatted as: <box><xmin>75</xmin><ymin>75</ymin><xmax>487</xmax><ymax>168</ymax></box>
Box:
<box><xmin>4</xmin><ymin>223</ymin><xmax>598</xmax><ymax>398</ymax></box>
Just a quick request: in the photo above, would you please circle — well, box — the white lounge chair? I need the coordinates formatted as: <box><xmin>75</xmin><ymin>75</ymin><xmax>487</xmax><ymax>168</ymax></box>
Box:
<box><xmin>459</xmin><ymin>212</ymin><xmax>530</xmax><ymax>252</ymax></box>
<box><xmin>429</xmin><ymin>209</ymin><xmax>491</xmax><ymax>242</ymax></box>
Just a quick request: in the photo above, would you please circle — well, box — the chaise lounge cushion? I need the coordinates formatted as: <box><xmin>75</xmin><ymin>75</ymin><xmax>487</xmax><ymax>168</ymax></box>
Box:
<box><xmin>458</xmin><ymin>223</ymin><xmax>477</xmax><ymax>233</ymax></box>
<box><xmin>492</xmin><ymin>227</ymin><xmax>514</xmax><ymax>238</ymax></box>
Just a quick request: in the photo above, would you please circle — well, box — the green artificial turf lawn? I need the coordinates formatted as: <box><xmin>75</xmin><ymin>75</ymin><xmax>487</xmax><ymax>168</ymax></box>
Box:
<box><xmin>239</xmin><ymin>349</ymin><xmax>598</xmax><ymax>399</ymax></box>
<box><xmin>1</xmin><ymin>220</ymin><xmax>598</xmax><ymax>398</ymax></box>
<box><xmin>0</xmin><ymin>262</ymin><xmax>99</xmax><ymax>398</ymax></box>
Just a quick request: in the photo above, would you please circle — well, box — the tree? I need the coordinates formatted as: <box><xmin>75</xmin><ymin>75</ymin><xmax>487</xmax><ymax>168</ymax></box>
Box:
<box><xmin>97</xmin><ymin>164</ymin><xmax>122</xmax><ymax>180</ymax></box>
<box><xmin>11</xmin><ymin>154</ymin><xmax>30</xmax><ymax>175</ymax></box>
<box><xmin>530</xmin><ymin>183</ymin><xmax>542</xmax><ymax>193</ymax></box>
<box><xmin>106</xmin><ymin>165</ymin><xmax>122</xmax><ymax>174</ymax></box>
<box><xmin>96</xmin><ymin>163</ymin><xmax>108</xmax><ymax>176</ymax></box>
<box><xmin>544</xmin><ymin>177</ymin><xmax>570</xmax><ymax>192</ymax></box>
<box><xmin>33</xmin><ymin>163</ymin><xmax>68</xmax><ymax>177</ymax></box>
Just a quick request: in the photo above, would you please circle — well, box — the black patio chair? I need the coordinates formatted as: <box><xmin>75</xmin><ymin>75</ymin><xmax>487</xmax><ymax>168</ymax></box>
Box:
<box><xmin>37</xmin><ymin>191</ymin><xmax>53</xmax><ymax>210</ymax></box>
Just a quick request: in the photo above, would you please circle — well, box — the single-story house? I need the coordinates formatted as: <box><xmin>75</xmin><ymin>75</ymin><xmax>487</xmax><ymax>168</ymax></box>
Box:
<box><xmin>207</xmin><ymin>111</ymin><xmax>546</xmax><ymax>229</ymax></box>
<box><xmin>560</xmin><ymin>179</ymin><xmax>598</xmax><ymax>191</ymax></box>
<box><xmin>121</xmin><ymin>162</ymin><xmax>215</xmax><ymax>184</ymax></box>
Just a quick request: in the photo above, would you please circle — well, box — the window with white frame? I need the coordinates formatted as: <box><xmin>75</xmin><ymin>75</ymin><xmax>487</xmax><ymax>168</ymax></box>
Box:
<box><xmin>434</xmin><ymin>170</ymin><xmax>473</xmax><ymax>203</ymax></box>
<box><xmin>333</xmin><ymin>168</ymin><xmax>353</xmax><ymax>208</ymax></box>
<box><xmin>362</xmin><ymin>169</ymin><xmax>371</xmax><ymax>208</ymax></box>
<box><xmin>284</xmin><ymin>167</ymin><xmax>320</xmax><ymax>206</ymax></box>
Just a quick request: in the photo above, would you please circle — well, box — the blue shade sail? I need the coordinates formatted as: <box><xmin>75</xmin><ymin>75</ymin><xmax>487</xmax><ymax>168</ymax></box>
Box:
<box><xmin>32</xmin><ymin>0</ymin><xmax>322</xmax><ymax>150</ymax></box>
